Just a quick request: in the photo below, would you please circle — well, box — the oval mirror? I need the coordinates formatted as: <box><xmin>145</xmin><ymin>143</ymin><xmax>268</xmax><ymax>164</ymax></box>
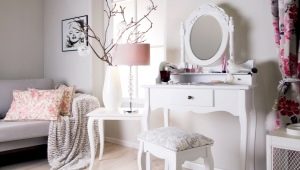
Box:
<box><xmin>182</xmin><ymin>3</ymin><xmax>232</xmax><ymax>66</ymax></box>
<box><xmin>190</xmin><ymin>16</ymin><xmax>223</xmax><ymax>61</ymax></box>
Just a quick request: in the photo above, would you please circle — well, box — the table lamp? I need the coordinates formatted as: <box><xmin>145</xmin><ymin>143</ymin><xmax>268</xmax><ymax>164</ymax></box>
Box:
<box><xmin>114</xmin><ymin>43</ymin><xmax>150</xmax><ymax>113</ymax></box>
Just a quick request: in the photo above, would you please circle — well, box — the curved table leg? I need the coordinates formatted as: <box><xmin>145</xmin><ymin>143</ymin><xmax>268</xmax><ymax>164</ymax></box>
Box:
<box><xmin>239</xmin><ymin>112</ymin><xmax>247</xmax><ymax>170</ymax></box>
<box><xmin>98</xmin><ymin>119</ymin><xmax>104</xmax><ymax>160</ymax></box>
<box><xmin>239</xmin><ymin>90</ymin><xmax>256</xmax><ymax>170</ymax></box>
<box><xmin>239</xmin><ymin>90</ymin><xmax>248</xmax><ymax>170</ymax></box>
<box><xmin>88</xmin><ymin>118</ymin><xmax>95</xmax><ymax>170</ymax></box>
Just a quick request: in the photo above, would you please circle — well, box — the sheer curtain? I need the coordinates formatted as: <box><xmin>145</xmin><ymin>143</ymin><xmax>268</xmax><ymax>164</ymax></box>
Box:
<box><xmin>271</xmin><ymin>0</ymin><xmax>299</xmax><ymax>127</ymax></box>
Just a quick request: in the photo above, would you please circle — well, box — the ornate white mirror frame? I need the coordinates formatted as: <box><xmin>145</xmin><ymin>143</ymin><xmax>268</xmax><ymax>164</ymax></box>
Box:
<box><xmin>181</xmin><ymin>3</ymin><xmax>234</xmax><ymax>67</ymax></box>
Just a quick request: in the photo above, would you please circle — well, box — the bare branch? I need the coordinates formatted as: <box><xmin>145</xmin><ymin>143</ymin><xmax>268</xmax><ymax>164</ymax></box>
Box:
<box><xmin>88</xmin><ymin>42</ymin><xmax>112</xmax><ymax>65</ymax></box>
<box><xmin>134</xmin><ymin>16</ymin><xmax>153</xmax><ymax>42</ymax></box>
<box><xmin>120</xmin><ymin>6</ymin><xmax>126</xmax><ymax>22</ymax></box>
<box><xmin>87</xmin><ymin>26</ymin><xmax>102</xmax><ymax>43</ymax></box>
<box><xmin>105</xmin><ymin>0</ymin><xmax>111</xmax><ymax>14</ymax></box>
<box><xmin>104</xmin><ymin>9</ymin><xmax>110</xmax><ymax>18</ymax></box>
<box><xmin>78</xmin><ymin>0</ymin><xmax>156</xmax><ymax>65</ymax></box>
<box><xmin>114</xmin><ymin>1</ymin><xmax>156</xmax><ymax>44</ymax></box>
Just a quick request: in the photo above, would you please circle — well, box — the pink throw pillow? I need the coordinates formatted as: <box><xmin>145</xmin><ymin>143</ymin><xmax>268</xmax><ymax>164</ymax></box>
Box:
<box><xmin>5</xmin><ymin>89</ymin><xmax>64</xmax><ymax>121</ymax></box>
<box><xmin>57</xmin><ymin>85</ymin><xmax>75</xmax><ymax>116</ymax></box>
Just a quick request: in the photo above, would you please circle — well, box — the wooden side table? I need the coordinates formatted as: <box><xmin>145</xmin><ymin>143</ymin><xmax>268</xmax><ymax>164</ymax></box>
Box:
<box><xmin>87</xmin><ymin>107</ymin><xmax>144</xmax><ymax>170</ymax></box>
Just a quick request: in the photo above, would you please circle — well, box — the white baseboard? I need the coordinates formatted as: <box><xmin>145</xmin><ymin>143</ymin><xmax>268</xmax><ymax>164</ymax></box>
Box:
<box><xmin>105</xmin><ymin>137</ymin><xmax>139</xmax><ymax>149</ymax></box>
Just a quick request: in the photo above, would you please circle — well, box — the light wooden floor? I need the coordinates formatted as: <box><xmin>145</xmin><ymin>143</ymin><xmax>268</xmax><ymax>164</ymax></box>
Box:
<box><xmin>0</xmin><ymin>142</ymin><xmax>164</xmax><ymax>170</ymax></box>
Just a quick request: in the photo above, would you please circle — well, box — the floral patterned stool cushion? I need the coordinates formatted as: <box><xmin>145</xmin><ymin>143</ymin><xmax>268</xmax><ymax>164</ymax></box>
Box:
<box><xmin>138</xmin><ymin>127</ymin><xmax>214</xmax><ymax>152</ymax></box>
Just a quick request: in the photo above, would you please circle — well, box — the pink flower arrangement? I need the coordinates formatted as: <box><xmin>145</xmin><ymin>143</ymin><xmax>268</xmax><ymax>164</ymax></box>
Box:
<box><xmin>272</xmin><ymin>20</ymin><xmax>280</xmax><ymax>45</ymax></box>
<box><xmin>279</xmin><ymin>49</ymin><xmax>298</xmax><ymax>77</ymax></box>
<box><xmin>278</xmin><ymin>96</ymin><xmax>300</xmax><ymax>116</ymax></box>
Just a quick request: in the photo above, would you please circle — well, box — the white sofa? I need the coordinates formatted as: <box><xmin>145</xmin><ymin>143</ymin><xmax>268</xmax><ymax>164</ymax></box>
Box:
<box><xmin>0</xmin><ymin>79</ymin><xmax>53</xmax><ymax>152</ymax></box>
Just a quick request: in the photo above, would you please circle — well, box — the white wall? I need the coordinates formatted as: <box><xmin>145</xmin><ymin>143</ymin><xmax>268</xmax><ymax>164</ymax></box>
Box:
<box><xmin>0</xmin><ymin>0</ymin><xmax>44</xmax><ymax>79</ymax></box>
<box><xmin>44</xmin><ymin>0</ymin><xmax>93</xmax><ymax>92</ymax></box>
<box><xmin>90</xmin><ymin>0</ymin><xmax>105</xmax><ymax>100</ymax></box>
<box><xmin>104</xmin><ymin>0</ymin><xmax>280</xmax><ymax>170</ymax></box>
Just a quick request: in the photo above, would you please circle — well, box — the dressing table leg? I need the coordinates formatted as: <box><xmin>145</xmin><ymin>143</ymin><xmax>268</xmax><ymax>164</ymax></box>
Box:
<box><xmin>239</xmin><ymin>113</ymin><xmax>247</xmax><ymax>170</ymax></box>
<box><xmin>238</xmin><ymin>91</ymin><xmax>248</xmax><ymax>170</ymax></box>
<box><xmin>164</xmin><ymin>109</ymin><xmax>170</xmax><ymax>127</ymax></box>
<box><xmin>248</xmin><ymin>89</ymin><xmax>256</xmax><ymax>170</ymax></box>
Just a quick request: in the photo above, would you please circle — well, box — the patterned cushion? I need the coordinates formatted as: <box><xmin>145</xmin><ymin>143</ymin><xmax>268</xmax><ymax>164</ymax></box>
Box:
<box><xmin>0</xmin><ymin>79</ymin><xmax>54</xmax><ymax>119</ymax></box>
<box><xmin>57</xmin><ymin>85</ymin><xmax>75</xmax><ymax>116</ymax></box>
<box><xmin>138</xmin><ymin>127</ymin><xmax>214</xmax><ymax>152</ymax></box>
<box><xmin>4</xmin><ymin>89</ymin><xmax>64</xmax><ymax>121</ymax></box>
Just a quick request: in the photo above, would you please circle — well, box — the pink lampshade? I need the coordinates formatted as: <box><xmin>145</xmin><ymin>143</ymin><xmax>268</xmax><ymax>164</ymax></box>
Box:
<box><xmin>113</xmin><ymin>43</ymin><xmax>150</xmax><ymax>66</ymax></box>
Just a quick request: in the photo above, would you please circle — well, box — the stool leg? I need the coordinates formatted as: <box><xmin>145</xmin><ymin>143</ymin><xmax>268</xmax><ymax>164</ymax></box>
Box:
<box><xmin>146</xmin><ymin>152</ymin><xmax>151</xmax><ymax>170</ymax></box>
<box><xmin>176</xmin><ymin>159</ymin><xmax>186</xmax><ymax>170</ymax></box>
<box><xmin>168</xmin><ymin>157</ymin><xmax>176</xmax><ymax>170</ymax></box>
<box><xmin>204</xmin><ymin>147</ymin><xmax>214</xmax><ymax>170</ymax></box>
<box><xmin>138</xmin><ymin>142</ymin><xmax>146</xmax><ymax>170</ymax></box>
<box><xmin>168</xmin><ymin>152</ymin><xmax>185</xmax><ymax>170</ymax></box>
<box><xmin>164</xmin><ymin>160</ymin><xmax>169</xmax><ymax>170</ymax></box>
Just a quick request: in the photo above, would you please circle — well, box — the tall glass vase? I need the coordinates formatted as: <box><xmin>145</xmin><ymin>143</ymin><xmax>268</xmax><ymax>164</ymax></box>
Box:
<box><xmin>102</xmin><ymin>66</ymin><xmax>122</xmax><ymax>111</ymax></box>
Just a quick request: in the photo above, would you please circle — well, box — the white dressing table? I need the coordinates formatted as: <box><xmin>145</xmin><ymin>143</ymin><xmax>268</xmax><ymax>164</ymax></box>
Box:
<box><xmin>141</xmin><ymin>3</ymin><xmax>257</xmax><ymax>170</ymax></box>
<box><xmin>142</xmin><ymin>83</ymin><xmax>256</xmax><ymax>170</ymax></box>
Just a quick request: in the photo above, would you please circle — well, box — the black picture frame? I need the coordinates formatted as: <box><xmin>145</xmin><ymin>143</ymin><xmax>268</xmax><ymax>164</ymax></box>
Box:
<box><xmin>62</xmin><ymin>15</ymin><xmax>88</xmax><ymax>52</ymax></box>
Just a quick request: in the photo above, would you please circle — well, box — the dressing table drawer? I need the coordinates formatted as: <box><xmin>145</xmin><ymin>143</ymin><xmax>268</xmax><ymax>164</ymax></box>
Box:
<box><xmin>150</xmin><ymin>88</ymin><xmax>213</xmax><ymax>107</ymax></box>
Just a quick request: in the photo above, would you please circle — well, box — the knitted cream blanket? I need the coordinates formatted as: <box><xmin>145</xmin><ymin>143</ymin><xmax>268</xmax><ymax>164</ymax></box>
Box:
<box><xmin>48</xmin><ymin>94</ymin><xmax>100</xmax><ymax>170</ymax></box>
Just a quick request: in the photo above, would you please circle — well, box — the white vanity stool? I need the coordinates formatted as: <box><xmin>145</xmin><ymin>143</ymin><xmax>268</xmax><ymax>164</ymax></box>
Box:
<box><xmin>138</xmin><ymin>127</ymin><xmax>214</xmax><ymax>170</ymax></box>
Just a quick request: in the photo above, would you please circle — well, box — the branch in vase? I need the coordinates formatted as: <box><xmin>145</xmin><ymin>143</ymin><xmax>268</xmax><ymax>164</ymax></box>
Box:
<box><xmin>77</xmin><ymin>0</ymin><xmax>156</xmax><ymax>65</ymax></box>
<box><xmin>88</xmin><ymin>41</ymin><xmax>112</xmax><ymax>65</ymax></box>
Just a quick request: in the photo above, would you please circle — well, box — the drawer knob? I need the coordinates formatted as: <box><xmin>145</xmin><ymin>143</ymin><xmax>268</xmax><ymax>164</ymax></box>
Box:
<box><xmin>187</xmin><ymin>96</ymin><xmax>194</xmax><ymax>100</ymax></box>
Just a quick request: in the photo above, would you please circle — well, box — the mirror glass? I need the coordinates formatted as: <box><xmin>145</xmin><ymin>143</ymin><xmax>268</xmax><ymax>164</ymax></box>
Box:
<box><xmin>190</xmin><ymin>16</ymin><xmax>222</xmax><ymax>60</ymax></box>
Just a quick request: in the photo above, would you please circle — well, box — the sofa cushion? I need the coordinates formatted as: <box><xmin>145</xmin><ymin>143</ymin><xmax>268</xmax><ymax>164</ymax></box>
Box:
<box><xmin>57</xmin><ymin>85</ymin><xmax>75</xmax><ymax>116</ymax></box>
<box><xmin>5</xmin><ymin>89</ymin><xmax>64</xmax><ymax>121</ymax></box>
<box><xmin>0</xmin><ymin>79</ymin><xmax>53</xmax><ymax>119</ymax></box>
<box><xmin>0</xmin><ymin>120</ymin><xmax>49</xmax><ymax>142</ymax></box>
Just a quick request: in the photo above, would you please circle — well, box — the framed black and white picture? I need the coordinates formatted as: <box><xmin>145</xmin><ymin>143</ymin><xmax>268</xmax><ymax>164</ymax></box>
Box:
<box><xmin>62</xmin><ymin>15</ymin><xmax>88</xmax><ymax>52</ymax></box>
